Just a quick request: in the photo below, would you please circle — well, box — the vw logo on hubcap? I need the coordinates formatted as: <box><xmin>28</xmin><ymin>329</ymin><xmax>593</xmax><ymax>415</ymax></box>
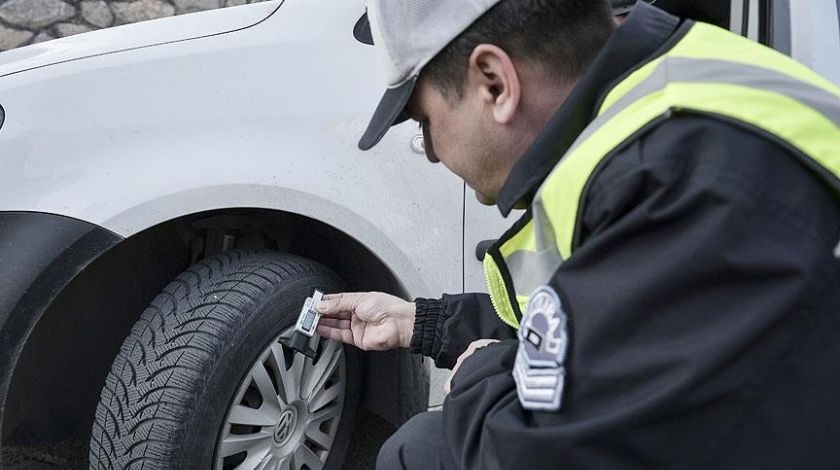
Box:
<box><xmin>274</xmin><ymin>409</ymin><xmax>297</xmax><ymax>445</ymax></box>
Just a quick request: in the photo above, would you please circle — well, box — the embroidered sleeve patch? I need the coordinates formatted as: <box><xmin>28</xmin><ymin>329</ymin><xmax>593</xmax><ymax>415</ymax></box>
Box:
<box><xmin>513</xmin><ymin>285</ymin><xmax>568</xmax><ymax>411</ymax></box>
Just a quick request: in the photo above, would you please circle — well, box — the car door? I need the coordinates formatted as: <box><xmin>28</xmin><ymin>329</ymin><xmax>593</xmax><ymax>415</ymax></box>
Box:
<box><xmin>734</xmin><ymin>0</ymin><xmax>840</xmax><ymax>85</ymax></box>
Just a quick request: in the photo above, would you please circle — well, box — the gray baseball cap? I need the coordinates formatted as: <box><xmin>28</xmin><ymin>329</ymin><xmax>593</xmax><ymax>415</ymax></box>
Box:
<box><xmin>357</xmin><ymin>0</ymin><xmax>504</xmax><ymax>151</ymax></box>
<box><xmin>355</xmin><ymin>0</ymin><xmax>660</xmax><ymax>150</ymax></box>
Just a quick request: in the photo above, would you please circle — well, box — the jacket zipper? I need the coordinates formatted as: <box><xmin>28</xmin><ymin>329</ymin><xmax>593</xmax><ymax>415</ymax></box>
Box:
<box><xmin>484</xmin><ymin>259</ymin><xmax>506</xmax><ymax>323</ymax></box>
<box><xmin>483</xmin><ymin>250</ymin><xmax>519</xmax><ymax>328</ymax></box>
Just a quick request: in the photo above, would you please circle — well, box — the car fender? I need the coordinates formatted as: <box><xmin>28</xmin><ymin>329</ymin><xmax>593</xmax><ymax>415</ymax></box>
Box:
<box><xmin>0</xmin><ymin>0</ymin><xmax>465</xmax><ymax>298</ymax></box>
<box><xmin>102</xmin><ymin>183</ymin><xmax>440</xmax><ymax>298</ymax></box>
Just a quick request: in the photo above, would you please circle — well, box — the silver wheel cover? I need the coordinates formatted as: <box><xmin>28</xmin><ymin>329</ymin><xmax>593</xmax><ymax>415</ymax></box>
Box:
<box><xmin>215</xmin><ymin>328</ymin><xmax>346</xmax><ymax>470</ymax></box>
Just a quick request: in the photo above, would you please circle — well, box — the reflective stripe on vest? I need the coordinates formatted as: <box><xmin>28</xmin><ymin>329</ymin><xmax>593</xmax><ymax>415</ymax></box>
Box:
<box><xmin>484</xmin><ymin>21</ymin><xmax>840</xmax><ymax>328</ymax></box>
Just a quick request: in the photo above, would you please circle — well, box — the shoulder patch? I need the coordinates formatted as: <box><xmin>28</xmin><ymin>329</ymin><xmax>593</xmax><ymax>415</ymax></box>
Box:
<box><xmin>513</xmin><ymin>285</ymin><xmax>568</xmax><ymax>411</ymax></box>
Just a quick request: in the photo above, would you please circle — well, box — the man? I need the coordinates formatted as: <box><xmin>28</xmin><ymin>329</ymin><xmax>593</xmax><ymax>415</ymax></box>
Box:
<box><xmin>317</xmin><ymin>0</ymin><xmax>840</xmax><ymax>468</ymax></box>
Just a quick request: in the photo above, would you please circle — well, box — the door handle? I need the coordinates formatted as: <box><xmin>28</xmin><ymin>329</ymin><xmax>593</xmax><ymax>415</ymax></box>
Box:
<box><xmin>475</xmin><ymin>239</ymin><xmax>497</xmax><ymax>261</ymax></box>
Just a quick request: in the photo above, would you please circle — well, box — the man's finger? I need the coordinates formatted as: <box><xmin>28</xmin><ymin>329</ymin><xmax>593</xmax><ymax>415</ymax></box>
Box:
<box><xmin>317</xmin><ymin>308</ymin><xmax>352</xmax><ymax>320</ymax></box>
<box><xmin>445</xmin><ymin>356</ymin><xmax>463</xmax><ymax>395</ymax></box>
<box><xmin>319</xmin><ymin>317</ymin><xmax>351</xmax><ymax>329</ymax></box>
<box><xmin>317</xmin><ymin>292</ymin><xmax>365</xmax><ymax>315</ymax></box>
<box><xmin>444</xmin><ymin>340</ymin><xmax>498</xmax><ymax>395</ymax></box>
<box><xmin>316</xmin><ymin>324</ymin><xmax>356</xmax><ymax>346</ymax></box>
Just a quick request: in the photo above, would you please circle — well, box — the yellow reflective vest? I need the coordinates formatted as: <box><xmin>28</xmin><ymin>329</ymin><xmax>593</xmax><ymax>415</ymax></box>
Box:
<box><xmin>484</xmin><ymin>21</ymin><xmax>840</xmax><ymax>328</ymax></box>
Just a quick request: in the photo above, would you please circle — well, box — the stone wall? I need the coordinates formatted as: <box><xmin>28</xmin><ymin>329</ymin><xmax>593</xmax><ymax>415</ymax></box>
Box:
<box><xmin>0</xmin><ymin>0</ymin><xmax>269</xmax><ymax>51</ymax></box>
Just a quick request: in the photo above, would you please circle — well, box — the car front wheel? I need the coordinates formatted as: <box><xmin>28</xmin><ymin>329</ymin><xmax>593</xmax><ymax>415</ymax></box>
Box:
<box><xmin>89</xmin><ymin>250</ymin><xmax>360</xmax><ymax>470</ymax></box>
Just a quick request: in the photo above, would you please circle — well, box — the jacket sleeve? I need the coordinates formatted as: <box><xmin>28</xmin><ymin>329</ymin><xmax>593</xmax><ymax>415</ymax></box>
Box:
<box><xmin>410</xmin><ymin>293</ymin><xmax>517</xmax><ymax>369</ymax></box>
<box><xmin>441</xmin><ymin>116</ymin><xmax>840</xmax><ymax>469</ymax></box>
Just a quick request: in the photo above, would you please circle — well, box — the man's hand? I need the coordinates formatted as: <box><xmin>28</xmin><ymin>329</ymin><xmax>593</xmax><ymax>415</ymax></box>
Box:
<box><xmin>315</xmin><ymin>292</ymin><xmax>415</xmax><ymax>351</ymax></box>
<box><xmin>445</xmin><ymin>339</ymin><xmax>500</xmax><ymax>393</ymax></box>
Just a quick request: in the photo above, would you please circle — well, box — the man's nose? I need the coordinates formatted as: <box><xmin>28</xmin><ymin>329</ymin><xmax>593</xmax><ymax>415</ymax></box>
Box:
<box><xmin>422</xmin><ymin>127</ymin><xmax>440</xmax><ymax>163</ymax></box>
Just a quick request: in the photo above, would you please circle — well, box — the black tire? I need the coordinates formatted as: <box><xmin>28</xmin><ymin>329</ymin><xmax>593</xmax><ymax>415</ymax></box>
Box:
<box><xmin>89</xmin><ymin>250</ymin><xmax>360</xmax><ymax>469</ymax></box>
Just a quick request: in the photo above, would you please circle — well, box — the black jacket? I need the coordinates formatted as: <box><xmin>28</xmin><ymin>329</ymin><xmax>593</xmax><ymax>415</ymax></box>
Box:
<box><xmin>410</xmin><ymin>5</ymin><xmax>840</xmax><ymax>469</ymax></box>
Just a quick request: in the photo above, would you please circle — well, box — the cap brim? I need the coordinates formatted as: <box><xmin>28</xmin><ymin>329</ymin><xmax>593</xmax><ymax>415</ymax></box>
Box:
<box><xmin>354</xmin><ymin>12</ymin><xmax>374</xmax><ymax>45</ymax></box>
<box><xmin>358</xmin><ymin>77</ymin><xmax>416</xmax><ymax>151</ymax></box>
<box><xmin>612</xmin><ymin>0</ymin><xmax>657</xmax><ymax>15</ymax></box>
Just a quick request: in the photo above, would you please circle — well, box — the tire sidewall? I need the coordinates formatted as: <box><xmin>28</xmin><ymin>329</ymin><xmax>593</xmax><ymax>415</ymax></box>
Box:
<box><xmin>176</xmin><ymin>262</ymin><xmax>358</xmax><ymax>470</ymax></box>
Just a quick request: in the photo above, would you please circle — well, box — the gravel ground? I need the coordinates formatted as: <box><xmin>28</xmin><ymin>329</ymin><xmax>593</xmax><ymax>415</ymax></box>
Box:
<box><xmin>2</xmin><ymin>410</ymin><xmax>394</xmax><ymax>469</ymax></box>
<box><xmin>2</xmin><ymin>437</ymin><xmax>88</xmax><ymax>469</ymax></box>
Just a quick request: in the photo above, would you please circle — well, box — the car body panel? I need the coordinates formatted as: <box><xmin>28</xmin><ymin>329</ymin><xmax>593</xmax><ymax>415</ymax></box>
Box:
<box><xmin>464</xmin><ymin>195</ymin><xmax>516</xmax><ymax>293</ymax></box>
<box><xmin>0</xmin><ymin>0</ymin><xmax>466</xmax><ymax>300</ymax></box>
<box><xmin>0</xmin><ymin>1</ymin><xmax>281</xmax><ymax>78</ymax></box>
<box><xmin>789</xmin><ymin>0</ymin><xmax>840</xmax><ymax>85</ymax></box>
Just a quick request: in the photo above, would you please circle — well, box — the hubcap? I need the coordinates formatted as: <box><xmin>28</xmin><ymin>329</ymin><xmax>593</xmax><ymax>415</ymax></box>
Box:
<box><xmin>273</xmin><ymin>409</ymin><xmax>296</xmax><ymax>445</ymax></box>
<box><xmin>215</xmin><ymin>327</ymin><xmax>346</xmax><ymax>470</ymax></box>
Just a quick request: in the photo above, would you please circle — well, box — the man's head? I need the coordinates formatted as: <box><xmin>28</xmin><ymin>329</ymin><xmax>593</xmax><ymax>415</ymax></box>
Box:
<box><xmin>360</xmin><ymin>0</ymin><xmax>614</xmax><ymax>205</ymax></box>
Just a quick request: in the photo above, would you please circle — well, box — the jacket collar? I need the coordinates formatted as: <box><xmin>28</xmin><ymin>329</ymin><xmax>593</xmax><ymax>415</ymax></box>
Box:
<box><xmin>496</xmin><ymin>3</ymin><xmax>683</xmax><ymax>216</ymax></box>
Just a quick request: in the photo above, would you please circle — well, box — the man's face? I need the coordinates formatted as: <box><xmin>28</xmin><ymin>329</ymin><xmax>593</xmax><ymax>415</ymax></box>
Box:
<box><xmin>403</xmin><ymin>45</ymin><xmax>573</xmax><ymax>207</ymax></box>
<box><xmin>405</xmin><ymin>76</ymin><xmax>514</xmax><ymax>206</ymax></box>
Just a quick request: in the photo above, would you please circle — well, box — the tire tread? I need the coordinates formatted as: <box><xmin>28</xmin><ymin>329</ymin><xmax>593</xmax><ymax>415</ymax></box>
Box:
<box><xmin>89</xmin><ymin>250</ymin><xmax>339</xmax><ymax>469</ymax></box>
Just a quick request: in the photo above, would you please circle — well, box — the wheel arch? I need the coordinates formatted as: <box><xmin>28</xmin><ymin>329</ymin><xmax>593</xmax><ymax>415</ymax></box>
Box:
<box><xmin>2</xmin><ymin>207</ymin><xmax>428</xmax><ymax>456</ymax></box>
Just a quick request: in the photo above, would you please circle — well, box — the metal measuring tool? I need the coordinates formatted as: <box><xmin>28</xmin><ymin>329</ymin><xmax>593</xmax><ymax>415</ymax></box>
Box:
<box><xmin>282</xmin><ymin>290</ymin><xmax>323</xmax><ymax>358</ymax></box>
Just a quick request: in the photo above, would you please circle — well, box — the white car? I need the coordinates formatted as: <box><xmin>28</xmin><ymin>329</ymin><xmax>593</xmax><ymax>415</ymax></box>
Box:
<box><xmin>0</xmin><ymin>0</ymin><xmax>837</xmax><ymax>469</ymax></box>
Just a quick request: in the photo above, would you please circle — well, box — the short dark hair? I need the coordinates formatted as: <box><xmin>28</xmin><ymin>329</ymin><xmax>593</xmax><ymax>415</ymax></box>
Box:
<box><xmin>423</xmin><ymin>0</ymin><xmax>615</xmax><ymax>99</ymax></box>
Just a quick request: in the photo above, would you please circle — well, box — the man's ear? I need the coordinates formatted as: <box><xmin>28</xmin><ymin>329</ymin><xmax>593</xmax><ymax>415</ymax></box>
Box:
<box><xmin>468</xmin><ymin>44</ymin><xmax>521</xmax><ymax>124</ymax></box>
